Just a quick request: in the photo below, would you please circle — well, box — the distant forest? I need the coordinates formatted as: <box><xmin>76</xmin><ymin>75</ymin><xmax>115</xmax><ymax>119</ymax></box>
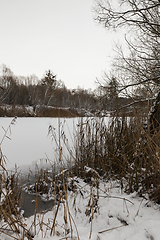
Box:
<box><xmin>0</xmin><ymin>65</ymin><xmax>149</xmax><ymax>117</ymax></box>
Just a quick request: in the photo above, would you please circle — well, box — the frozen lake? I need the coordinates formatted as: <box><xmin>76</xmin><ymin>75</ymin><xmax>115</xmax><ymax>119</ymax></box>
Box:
<box><xmin>0</xmin><ymin>117</ymin><xmax>77</xmax><ymax>170</ymax></box>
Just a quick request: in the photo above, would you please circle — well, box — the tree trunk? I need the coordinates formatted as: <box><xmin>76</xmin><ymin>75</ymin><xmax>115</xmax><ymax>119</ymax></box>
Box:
<box><xmin>149</xmin><ymin>92</ymin><xmax>160</xmax><ymax>134</ymax></box>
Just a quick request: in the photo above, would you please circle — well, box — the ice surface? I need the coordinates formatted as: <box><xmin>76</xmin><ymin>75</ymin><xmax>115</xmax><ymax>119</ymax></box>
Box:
<box><xmin>0</xmin><ymin>117</ymin><xmax>77</xmax><ymax>170</ymax></box>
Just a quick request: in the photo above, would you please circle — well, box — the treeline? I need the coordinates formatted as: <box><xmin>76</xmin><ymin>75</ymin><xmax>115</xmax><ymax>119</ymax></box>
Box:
<box><xmin>0</xmin><ymin>65</ymin><xmax>149</xmax><ymax>117</ymax></box>
<box><xmin>0</xmin><ymin>66</ymin><xmax>99</xmax><ymax>116</ymax></box>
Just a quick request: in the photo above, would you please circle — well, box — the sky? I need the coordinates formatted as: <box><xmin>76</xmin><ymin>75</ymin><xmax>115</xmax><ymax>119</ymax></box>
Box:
<box><xmin>0</xmin><ymin>0</ymin><xmax>119</xmax><ymax>90</ymax></box>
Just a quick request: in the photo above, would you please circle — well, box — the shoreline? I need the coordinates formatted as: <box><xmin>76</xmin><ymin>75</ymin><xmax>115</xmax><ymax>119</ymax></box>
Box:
<box><xmin>0</xmin><ymin>104</ymin><xmax>80</xmax><ymax>118</ymax></box>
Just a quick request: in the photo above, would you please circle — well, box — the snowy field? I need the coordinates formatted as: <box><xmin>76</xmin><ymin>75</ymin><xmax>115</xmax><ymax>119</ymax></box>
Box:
<box><xmin>0</xmin><ymin>117</ymin><xmax>77</xmax><ymax>170</ymax></box>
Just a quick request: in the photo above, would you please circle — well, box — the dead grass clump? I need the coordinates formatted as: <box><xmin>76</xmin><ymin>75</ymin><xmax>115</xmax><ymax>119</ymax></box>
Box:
<box><xmin>0</xmin><ymin>171</ymin><xmax>21</xmax><ymax>216</ymax></box>
<box><xmin>73</xmin><ymin>114</ymin><xmax>160</xmax><ymax>203</ymax></box>
<box><xmin>74</xmin><ymin>116</ymin><xmax>136</xmax><ymax>179</ymax></box>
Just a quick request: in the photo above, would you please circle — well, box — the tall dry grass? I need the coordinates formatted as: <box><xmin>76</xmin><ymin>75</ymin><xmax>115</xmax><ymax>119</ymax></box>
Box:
<box><xmin>0</xmin><ymin>117</ymin><xmax>35</xmax><ymax>239</ymax></box>
<box><xmin>73</xmin><ymin>113</ymin><xmax>160</xmax><ymax>203</ymax></box>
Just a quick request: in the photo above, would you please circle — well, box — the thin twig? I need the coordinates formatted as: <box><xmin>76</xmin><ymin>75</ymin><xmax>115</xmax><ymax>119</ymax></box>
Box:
<box><xmin>98</xmin><ymin>224</ymin><xmax>126</xmax><ymax>234</ymax></box>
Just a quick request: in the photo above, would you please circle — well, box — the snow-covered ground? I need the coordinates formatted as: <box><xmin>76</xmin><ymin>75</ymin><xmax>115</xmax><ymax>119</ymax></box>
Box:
<box><xmin>1</xmin><ymin>177</ymin><xmax>160</xmax><ymax>240</ymax></box>
<box><xmin>30</xmin><ymin>179</ymin><xmax>160</xmax><ymax>240</ymax></box>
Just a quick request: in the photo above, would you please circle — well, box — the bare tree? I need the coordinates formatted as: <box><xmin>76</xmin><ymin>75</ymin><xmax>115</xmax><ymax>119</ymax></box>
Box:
<box><xmin>94</xmin><ymin>0</ymin><xmax>160</xmax><ymax>123</ymax></box>
<box><xmin>95</xmin><ymin>1</ymin><xmax>160</xmax><ymax>87</ymax></box>
<box><xmin>95</xmin><ymin>1</ymin><xmax>160</xmax><ymax>34</ymax></box>
<box><xmin>0</xmin><ymin>65</ymin><xmax>18</xmax><ymax>104</ymax></box>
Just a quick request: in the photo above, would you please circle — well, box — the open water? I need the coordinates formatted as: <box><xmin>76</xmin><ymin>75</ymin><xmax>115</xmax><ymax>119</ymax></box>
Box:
<box><xmin>21</xmin><ymin>191</ymin><xmax>54</xmax><ymax>217</ymax></box>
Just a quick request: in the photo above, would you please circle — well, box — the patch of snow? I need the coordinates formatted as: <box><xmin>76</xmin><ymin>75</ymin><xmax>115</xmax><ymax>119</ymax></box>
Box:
<box><xmin>29</xmin><ymin>179</ymin><xmax>160</xmax><ymax>239</ymax></box>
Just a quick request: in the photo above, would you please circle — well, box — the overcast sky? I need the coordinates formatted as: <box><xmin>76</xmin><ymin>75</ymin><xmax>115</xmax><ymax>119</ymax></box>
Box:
<box><xmin>0</xmin><ymin>0</ymin><xmax>119</xmax><ymax>90</ymax></box>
